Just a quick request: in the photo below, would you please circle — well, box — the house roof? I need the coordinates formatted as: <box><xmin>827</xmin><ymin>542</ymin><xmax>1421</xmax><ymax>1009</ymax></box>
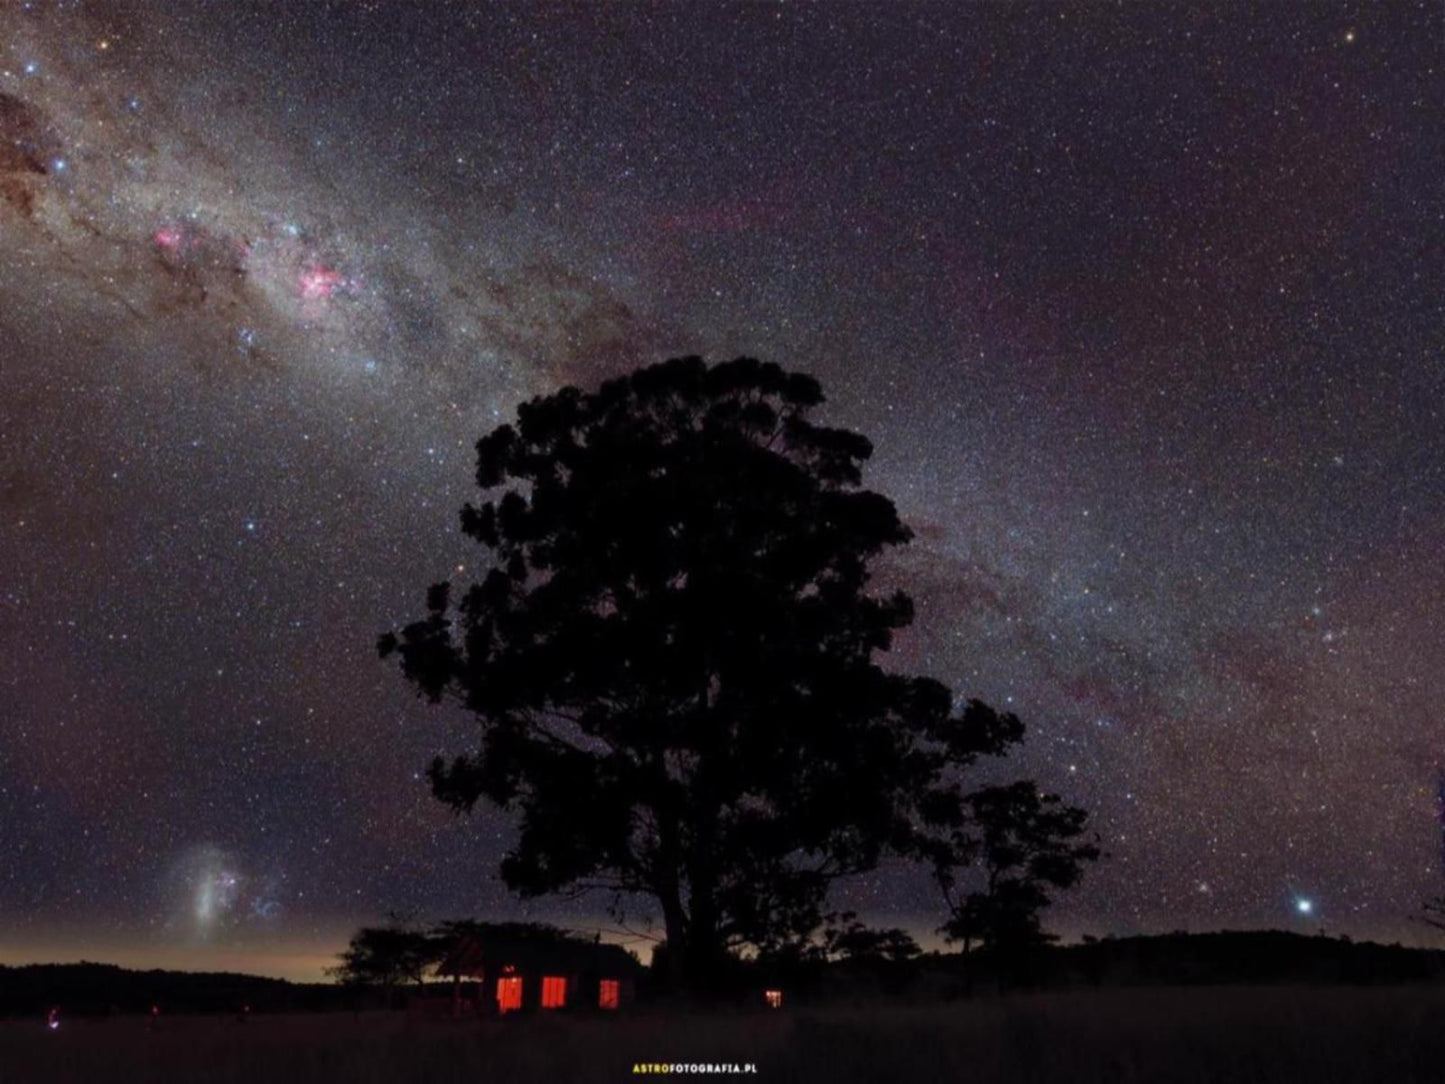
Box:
<box><xmin>437</xmin><ymin>930</ymin><xmax>642</xmax><ymax>979</ymax></box>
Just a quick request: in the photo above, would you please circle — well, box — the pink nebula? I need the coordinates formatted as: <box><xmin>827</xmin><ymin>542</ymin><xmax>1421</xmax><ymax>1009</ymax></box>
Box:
<box><xmin>298</xmin><ymin>264</ymin><xmax>344</xmax><ymax>300</ymax></box>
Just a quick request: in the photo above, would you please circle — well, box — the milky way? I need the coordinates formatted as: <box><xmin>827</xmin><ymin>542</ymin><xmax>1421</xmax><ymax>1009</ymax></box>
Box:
<box><xmin>1</xmin><ymin>1</ymin><xmax>1441</xmax><ymax>977</ymax></box>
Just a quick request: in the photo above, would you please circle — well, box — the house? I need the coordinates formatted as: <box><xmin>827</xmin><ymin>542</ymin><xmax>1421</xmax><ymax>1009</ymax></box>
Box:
<box><xmin>435</xmin><ymin>924</ymin><xmax>642</xmax><ymax>1017</ymax></box>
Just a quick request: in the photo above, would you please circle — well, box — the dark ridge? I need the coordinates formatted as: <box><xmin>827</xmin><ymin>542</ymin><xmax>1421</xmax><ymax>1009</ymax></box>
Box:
<box><xmin>0</xmin><ymin>962</ymin><xmax>329</xmax><ymax>1018</ymax></box>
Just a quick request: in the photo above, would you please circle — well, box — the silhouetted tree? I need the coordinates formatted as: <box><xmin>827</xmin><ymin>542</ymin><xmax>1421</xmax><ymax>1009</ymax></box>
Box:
<box><xmin>328</xmin><ymin>916</ymin><xmax>441</xmax><ymax>992</ymax></box>
<box><xmin>380</xmin><ymin>355</ymin><xmax>1095</xmax><ymax>989</ymax></box>
<box><xmin>821</xmin><ymin>912</ymin><xmax>922</xmax><ymax>963</ymax></box>
<box><xmin>933</xmin><ymin>781</ymin><xmax>1099</xmax><ymax>953</ymax></box>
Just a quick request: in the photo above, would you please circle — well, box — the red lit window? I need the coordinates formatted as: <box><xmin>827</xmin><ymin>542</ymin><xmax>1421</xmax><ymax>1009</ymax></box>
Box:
<box><xmin>764</xmin><ymin>989</ymin><xmax>783</xmax><ymax>1009</ymax></box>
<box><xmin>598</xmin><ymin>979</ymin><xmax>620</xmax><ymax>1010</ymax></box>
<box><xmin>497</xmin><ymin>976</ymin><xmax>523</xmax><ymax>1013</ymax></box>
<box><xmin>541</xmin><ymin>976</ymin><xmax>567</xmax><ymax>1009</ymax></box>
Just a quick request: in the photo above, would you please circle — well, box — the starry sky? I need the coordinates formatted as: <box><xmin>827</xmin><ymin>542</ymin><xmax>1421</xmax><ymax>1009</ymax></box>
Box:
<box><xmin>1</xmin><ymin>1</ymin><xmax>1441</xmax><ymax>981</ymax></box>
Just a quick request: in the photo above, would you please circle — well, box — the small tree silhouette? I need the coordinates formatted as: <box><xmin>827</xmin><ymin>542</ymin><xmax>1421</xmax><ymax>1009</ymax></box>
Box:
<box><xmin>328</xmin><ymin>914</ymin><xmax>440</xmax><ymax>993</ymax></box>
<box><xmin>821</xmin><ymin>912</ymin><xmax>922</xmax><ymax>962</ymax></box>
<box><xmin>933</xmin><ymin>782</ymin><xmax>1100</xmax><ymax>954</ymax></box>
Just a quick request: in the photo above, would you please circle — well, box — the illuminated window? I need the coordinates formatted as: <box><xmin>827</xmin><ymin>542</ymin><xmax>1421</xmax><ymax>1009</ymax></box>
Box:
<box><xmin>764</xmin><ymin>989</ymin><xmax>783</xmax><ymax>1009</ymax></box>
<box><xmin>541</xmin><ymin>976</ymin><xmax>567</xmax><ymax>1009</ymax></box>
<box><xmin>598</xmin><ymin>979</ymin><xmax>620</xmax><ymax>1010</ymax></box>
<box><xmin>497</xmin><ymin>976</ymin><xmax>523</xmax><ymax>1013</ymax></box>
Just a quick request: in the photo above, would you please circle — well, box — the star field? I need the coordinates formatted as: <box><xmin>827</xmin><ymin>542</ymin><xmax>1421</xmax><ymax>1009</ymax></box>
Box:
<box><xmin>0</xmin><ymin>1</ymin><xmax>1440</xmax><ymax>978</ymax></box>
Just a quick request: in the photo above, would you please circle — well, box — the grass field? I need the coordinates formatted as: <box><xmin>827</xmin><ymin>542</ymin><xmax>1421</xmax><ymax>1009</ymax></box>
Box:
<box><xmin>4</xmin><ymin>985</ymin><xmax>1445</xmax><ymax>1083</ymax></box>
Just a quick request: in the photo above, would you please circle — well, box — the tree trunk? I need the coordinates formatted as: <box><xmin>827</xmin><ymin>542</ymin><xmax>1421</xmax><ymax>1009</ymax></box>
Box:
<box><xmin>655</xmin><ymin>808</ymin><xmax>691</xmax><ymax>989</ymax></box>
<box><xmin>659</xmin><ymin>883</ymin><xmax>690</xmax><ymax>988</ymax></box>
<box><xmin>686</xmin><ymin>880</ymin><xmax>723</xmax><ymax>992</ymax></box>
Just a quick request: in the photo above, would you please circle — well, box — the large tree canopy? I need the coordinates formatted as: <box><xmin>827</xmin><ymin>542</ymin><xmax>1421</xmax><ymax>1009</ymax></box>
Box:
<box><xmin>380</xmin><ymin>356</ymin><xmax>1094</xmax><ymax>987</ymax></box>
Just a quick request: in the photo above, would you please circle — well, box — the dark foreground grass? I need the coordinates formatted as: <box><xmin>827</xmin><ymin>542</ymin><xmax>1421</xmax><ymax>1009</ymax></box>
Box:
<box><xmin>4</xmin><ymin>985</ymin><xmax>1445</xmax><ymax>1084</ymax></box>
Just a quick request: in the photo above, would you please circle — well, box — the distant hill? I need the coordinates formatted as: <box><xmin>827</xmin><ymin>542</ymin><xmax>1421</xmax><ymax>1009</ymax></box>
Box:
<box><xmin>802</xmin><ymin>931</ymin><xmax>1445</xmax><ymax>1002</ymax></box>
<box><xmin>0</xmin><ymin>962</ymin><xmax>339</xmax><ymax>1017</ymax></box>
<box><xmin>1047</xmin><ymin>930</ymin><xmax>1445</xmax><ymax>988</ymax></box>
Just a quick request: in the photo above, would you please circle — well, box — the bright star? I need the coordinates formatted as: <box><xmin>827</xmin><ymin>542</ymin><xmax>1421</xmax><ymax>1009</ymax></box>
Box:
<box><xmin>1296</xmin><ymin>898</ymin><xmax>1313</xmax><ymax>915</ymax></box>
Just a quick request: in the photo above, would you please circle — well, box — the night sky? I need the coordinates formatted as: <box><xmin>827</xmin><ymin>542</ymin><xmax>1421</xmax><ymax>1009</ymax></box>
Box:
<box><xmin>1</xmin><ymin>1</ymin><xmax>1441</xmax><ymax>981</ymax></box>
